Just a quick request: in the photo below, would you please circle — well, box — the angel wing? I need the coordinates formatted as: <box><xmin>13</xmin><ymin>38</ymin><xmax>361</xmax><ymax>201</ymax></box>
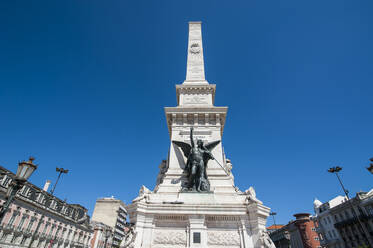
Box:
<box><xmin>204</xmin><ymin>140</ymin><xmax>221</xmax><ymax>151</ymax></box>
<box><xmin>172</xmin><ymin>141</ymin><xmax>192</xmax><ymax>158</ymax></box>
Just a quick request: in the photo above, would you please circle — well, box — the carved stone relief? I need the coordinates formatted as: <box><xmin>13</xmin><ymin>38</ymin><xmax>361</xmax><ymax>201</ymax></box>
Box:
<box><xmin>152</xmin><ymin>230</ymin><xmax>186</xmax><ymax>246</ymax></box>
<box><xmin>207</xmin><ymin>230</ymin><xmax>241</xmax><ymax>246</ymax></box>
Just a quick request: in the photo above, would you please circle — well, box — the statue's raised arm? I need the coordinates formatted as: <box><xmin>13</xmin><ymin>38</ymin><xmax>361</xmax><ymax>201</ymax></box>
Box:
<box><xmin>190</xmin><ymin>127</ymin><xmax>195</xmax><ymax>148</ymax></box>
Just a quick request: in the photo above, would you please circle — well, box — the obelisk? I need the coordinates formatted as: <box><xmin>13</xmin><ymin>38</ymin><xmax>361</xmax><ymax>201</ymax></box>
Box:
<box><xmin>126</xmin><ymin>22</ymin><xmax>272</xmax><ymax>248</ymax></box>
<box><xmin>185</xmin><ymin>22</ymin><xmax>207</xmax><ymax>83</ymax></box>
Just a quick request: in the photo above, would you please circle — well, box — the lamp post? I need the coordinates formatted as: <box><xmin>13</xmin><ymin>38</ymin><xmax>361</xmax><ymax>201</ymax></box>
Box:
<box><xmin>327</xmin><ymin>166</ymin><xmax>349</xmax><ymax>198</ymax></box>
<box><xmin>0</xmin><ymin>157</ymin><xmax>37</xmax><ymax>224</ymax></box>
<box><xmin>50</xmin><ymin>167</ymin><xmax>68</xmax><ymax>195</ymax></box>
<box><xmin>328</xmin><ymin>166</ymin><xmax>373</xmax><ymax>247</ymax></box>
<box><xmin>366</xmin><ymin>158</ymin><xmax>373</xmax><ymax>174</ymax></box>
<box><xmin>269</xmin><ymin>212</ymin><xmax>277</xmax><ymax>228</ymax></box>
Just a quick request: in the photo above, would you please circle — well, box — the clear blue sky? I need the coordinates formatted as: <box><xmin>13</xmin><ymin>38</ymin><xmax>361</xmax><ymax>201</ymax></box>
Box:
<box><xmin>1</xmin><ymin>1</ymin><xmax>372</xmax><ymax>225</ymax></box>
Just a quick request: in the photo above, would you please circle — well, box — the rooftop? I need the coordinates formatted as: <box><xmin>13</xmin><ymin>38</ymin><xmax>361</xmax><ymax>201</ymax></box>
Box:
<box><xmin>267</xmin><ymin>224</ymin><xmax>285</xmax><ymax>230</ymax></box>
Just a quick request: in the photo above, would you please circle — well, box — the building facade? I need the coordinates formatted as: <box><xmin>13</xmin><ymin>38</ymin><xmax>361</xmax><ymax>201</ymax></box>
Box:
<box><xmin>91</xmin><ymin>197</ymin><xmax>127</xmax><ymax>247</ymax></box>
<box><xmin>288</xmin><ymin>213</ymin><xmax>321</xmax><ymax>248</ymax></box>
<box><xmin>90</xmin><ymin>221</ymin><xmax>113</xmax><ymax>248</ymax></box>
<box><xmin>329</xmin><ymin>190</ymin><xmax>373</xmax><ymax>248</ymax></box>
<box><xmin>269</xmin><ymin>213</ymin><xmax>320</xmax><ymax>248</ymax></box>
<box><xmin>313</xmin><ymin>196</ymin><xmax>346</xmax><ymax>248</ymax></box>
<box><xmin>269</xmin><ymin>225</ymin><xmax>290</xmax><ymax>248</ymax></box>
<box><xmin>0</xmin><ymin>165</ymin><xmax>93</xmax><ymax>248</ymax></box>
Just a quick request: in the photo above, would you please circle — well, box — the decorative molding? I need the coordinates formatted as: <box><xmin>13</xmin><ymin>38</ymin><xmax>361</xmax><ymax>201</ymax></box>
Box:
<box><xmin>177</xmin><ymin>86</ymin><xmax>215</xmax><ymax>95</ymax></box>
<box><xmin>206</xmin><ymin>215</ymin><xmax>241</xmax><ymax>222</ymax></box>
<box><xmin>155</xmin><ymin>215</ymin><xmax>187</xmax><ymax>221</ymax></box>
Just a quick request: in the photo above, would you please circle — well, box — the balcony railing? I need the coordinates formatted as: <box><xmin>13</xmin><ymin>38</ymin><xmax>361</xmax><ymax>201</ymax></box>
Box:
<box><xmin>3</xmin><ymin>223</ymin><xmax>14</xmax><ymax>232</ymax></box>
<box><xmin>13</xmin><ymin>226</ymin><xmax>24</xmax><ymax>236</ymax></box>
<box><xmin>39</xmin><ymin>232</ymin><xmax>47</xmax><ymax>240</ymax></box>
<box><xmin>15</xmin><ymin>225</ymin><xmax>24</xmax><ymax>232</ymax></box>
<box><xmin>320</xmin><ymin>237</ymin><xmax>339</xmax><ymax>246</ymax></box>
<box><xmin>23</xmin><ymin>228</ymin><xmax>33</xmax><ymax>237</ymax></box>
<box><xmin>71</xmin><ymin>241</ymin><xmax>84</xmax><ymax>248</ymax></box>
<box><xmin>32</xmin><ymin>231</ymin><xmax>40</xmax><ymax>239</ymax></box>
<box><xmin>334</xmin><ymin>213</ymin><xmax>373</xmax><ymax>228</ymax></box>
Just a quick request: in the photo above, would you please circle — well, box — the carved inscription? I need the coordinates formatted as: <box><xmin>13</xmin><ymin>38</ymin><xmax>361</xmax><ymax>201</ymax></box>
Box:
<box><xmin>183</xmin><ymin>95</ymin><xmax>208</xmax><ymax>105</ymax></box>
<box><xmin>179</xmin><ymin>131</ymin><xmax>212</xmax><ymax>136</ymax></box>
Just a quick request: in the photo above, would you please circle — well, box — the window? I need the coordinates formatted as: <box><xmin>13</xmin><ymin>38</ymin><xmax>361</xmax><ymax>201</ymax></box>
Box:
<box><xmin>42</xmin><ymin>223</ymin><xmax>49</xmax><ymax>234</ymax></box>
<box><xmin>366</xmin><ymin>205</ymin><xmax>373</xmax><ymax>215</ymax></box>
<box><xmin>193</xmin><ymin>232</ymin><xmax>201</xmax><ymax>243</ymax></box>
<box><xmin>314</xmin><ymin>237</ymin><xmax>319</xmax><ymax>241</ymax></box>
<box><xmin>26</xmin><ymin>219</ymin><xmax>34</xmax><ymax>232</ymax></box>
<box><xmin>17</xmin><ymin>216</ymin><xmax>26</xmax><ymax>230</ymax></box>
<box><xmin>327</xmin><ymin>216</ymin><xmax>331</xmax><ymax>223</ymax></box>
<box><xmin>332</xmin><ymin>230</ymin><xmax>336</xmax><ymax>237</ymax></box>
<box><xmin>358</xmin><ymin>207</ymin><xmax>364</xmax><ymax>215</ymax></box>
<box><xmin>345</xmin><ymin>210</ymin><xmax>350</xmax><ymax>218</ymax></box>
<box><xmin>8</xmin><ymin>214</ymin><xmax>17</xmax><ymax>226</ymax></box>
<box><xmin>312</xmin><ymin>227</ymin><xmax>316</xmax><ymax>231</ymax></box>
<box><xmin>49</xmin><ymin>225</ymin><xmax>55</xmax><ymax>235</ymax></box>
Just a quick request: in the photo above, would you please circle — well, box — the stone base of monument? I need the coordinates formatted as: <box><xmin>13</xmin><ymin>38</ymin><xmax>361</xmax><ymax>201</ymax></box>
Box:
<box><xmin>127</xmin><ymin>185</ymin><xmax>270</xmax><ymax>248</ymax></box>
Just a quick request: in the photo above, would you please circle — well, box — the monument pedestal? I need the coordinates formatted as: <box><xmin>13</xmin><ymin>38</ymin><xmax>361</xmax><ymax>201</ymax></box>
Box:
<box><xmin>125</xmin><ymin>22</ymin><xmax>273</xmax><ymax>248</ymax></box>
<box><xmin>127</xmin><ymin>188</ymin><xmax>270</xmax><ymax>248</ymax></box>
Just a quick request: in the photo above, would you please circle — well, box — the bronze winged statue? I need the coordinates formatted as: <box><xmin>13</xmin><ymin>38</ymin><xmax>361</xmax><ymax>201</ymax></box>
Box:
<box><xmin>172</xmin><ymin>127</ymin><xmax>220</xmax><ymax>192</ymax></box>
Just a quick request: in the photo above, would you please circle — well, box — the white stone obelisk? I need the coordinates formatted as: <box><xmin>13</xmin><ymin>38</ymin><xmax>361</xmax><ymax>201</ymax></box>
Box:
<box><xmin>185</xmin><ymin>22</ymin><xmax>207</xmax><ymax>83</ymax></box>
<box><xmin>126</xmin><ymin>22</ymin><xmax>271</xmax><ymax>248</ymax></box>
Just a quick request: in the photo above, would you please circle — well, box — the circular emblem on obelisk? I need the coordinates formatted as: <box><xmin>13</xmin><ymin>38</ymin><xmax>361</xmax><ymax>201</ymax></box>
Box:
<box><xmin>189</xmin><ymin>43</ymin><xmax>201</xmax><ymax>54</ymax></box>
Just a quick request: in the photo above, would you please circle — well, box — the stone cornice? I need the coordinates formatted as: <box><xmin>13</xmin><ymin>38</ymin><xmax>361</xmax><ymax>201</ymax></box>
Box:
<box><xmin>176</xmin><ymin>84</ymin><xmax>216</xmax><ymax>105</ymax></box>
<box><xmin>165</xmin><ymin>106</ymin><xmax>227</xmax><ymax>113</ymax></box>
<box><xmin>164</xmin><ymin>106</ymin><xmax>228</xmax><ymax>137</ymax></box>
<box><xmin>129</xmin><ymin>201</ymin><xmax>248</xmax><ymax>216</ymax></box>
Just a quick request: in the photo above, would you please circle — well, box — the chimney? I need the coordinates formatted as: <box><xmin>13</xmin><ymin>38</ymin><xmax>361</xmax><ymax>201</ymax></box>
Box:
<box><xmin>43</xmin><ymin>180</ymin><xmax>51</xmax><ymax>192</ymax></box>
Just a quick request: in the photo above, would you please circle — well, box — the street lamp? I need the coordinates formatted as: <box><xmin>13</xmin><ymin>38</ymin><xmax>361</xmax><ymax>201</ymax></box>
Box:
<box><xmin>0</xmin><ymin>157</ymin><xmax>37</xmax><ymax>223</ymax></box>
<box><xmin>269</xmin><ymin>212</ymin><xmax>277</xmax><ymax>227</ymax></box>
<box><xmin>366</xmin><ymin>158</ymin><xmax>373</xmax><ymax>174</ymax></box>
<box><xmin>50</xmin><ymin>167</ymin><xmax>68</xmax><ymax>195</ymax></box>
<box><xmin>328</xmin><ymin>166</ymin><xmax>373</xmax><ymax>247</ymax></box>
<box><xmin>327</xmin><ymin>166</ymin><xmax>349</xmax><ymax>199</ymax></box>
